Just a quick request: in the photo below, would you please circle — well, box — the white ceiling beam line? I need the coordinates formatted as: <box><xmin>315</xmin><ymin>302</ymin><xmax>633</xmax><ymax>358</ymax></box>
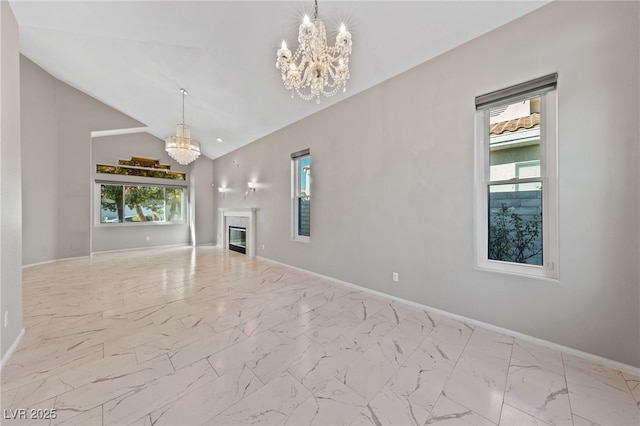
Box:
<box><xmin>91</xmin><ymin>127</ymin><xmax>150</xmax><ymax>138</ymax></box>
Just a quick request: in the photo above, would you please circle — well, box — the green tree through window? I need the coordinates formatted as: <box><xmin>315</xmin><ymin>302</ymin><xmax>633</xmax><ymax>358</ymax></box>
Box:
<box><xmin>100</xmin><ymin>184</ymin><xmax>184</xmax><ymax>223</ymax></box>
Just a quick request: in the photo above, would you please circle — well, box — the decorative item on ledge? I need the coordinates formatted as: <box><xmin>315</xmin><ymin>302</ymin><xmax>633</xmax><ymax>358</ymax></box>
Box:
<box><xmin>96</xmin><ymin>156</ymin><xmax>186</xmax><ymax>180</ymax></box>
<box><xmin>165</xmin><ymin>88</ymin><xmax>201</xmax><ymax>165</ymax></box>
<box><xmin>276</xmin><ymin>0</ymin><xmax>352</xmax><ymax>103</ymax></box>
<box><xmin>120</xmin><ymin>157</ymin><xmax>171</xmax><ymax>169</ymax></box>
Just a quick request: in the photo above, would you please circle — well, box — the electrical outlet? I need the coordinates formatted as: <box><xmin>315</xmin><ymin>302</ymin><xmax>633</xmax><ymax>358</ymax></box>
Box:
<box><xmin>145</xmin><ymin>236</ymin><xmax>150</xmax><ymax>241</ymax></box>
<box><xmin>392</xmin><ymin>272</ymin><xmax>399</xmax><ymax>283</ymax></box>
<box><xmin>4</xmin><ymin>311</ymin><xmax>8</xmax><ymax>328</ymax></box>
<box><xmin>262</xmin><ymin>244</ymin><xmax>265</xmax><ymax>250</ymax></box>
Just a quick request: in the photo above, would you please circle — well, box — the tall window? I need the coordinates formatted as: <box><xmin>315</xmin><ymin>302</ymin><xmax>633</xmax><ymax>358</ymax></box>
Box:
<box><xmin>292</xmin><ymin>149</ymin><xmax>310</xmax><ymax>241</ymax></box>
<box><xmin>475</xmin><ymin>74</ymin><xmax>558</xmax><ymax>278</ymax></box>
<box><xmin>98</xmin><ymin>184</ymin><xmax>184</xmax><ymax>224</ymax></box>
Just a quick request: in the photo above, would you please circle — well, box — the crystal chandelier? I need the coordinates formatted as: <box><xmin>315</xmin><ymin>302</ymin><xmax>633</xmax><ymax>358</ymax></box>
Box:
<box><xmin>276</xmin><ymin>0</ymin><xmax>352</xmax><ymax>103</ymax></box>
<box><xmin>165</xmin><ymin>88</ymin><xmax>201</xmax><ymax>165</ymax></box>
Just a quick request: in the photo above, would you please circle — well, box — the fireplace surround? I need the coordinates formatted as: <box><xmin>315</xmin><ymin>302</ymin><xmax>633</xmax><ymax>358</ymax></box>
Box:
<box><xmin>218</xmin><ymin>208</ymin><xmax>256</xmax><ymax>257</ymax></box>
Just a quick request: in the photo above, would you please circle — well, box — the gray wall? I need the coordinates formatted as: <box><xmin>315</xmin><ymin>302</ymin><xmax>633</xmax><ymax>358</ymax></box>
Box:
<box><xmin>22</xmin><ymin>58</ymin><xmax>217</xmax><ymax>261</ymax></box>
<box><xmin>21</xmin><ymin>56</ymin><xmax>143</xmax><ymax>265</ymax></box>
<box><xmin>1</xmin><ymin>1</ymin><xmax>24</xmax><ymax>362</ymax></box>
<box><xmin>213</xmin><ymin>1</ymin><xmax>640</xmax><ymax>367</ymax></box>
<box><xmin>191</xmin><ymin>156</ymin><xmax>215</xmax><ymax>245</ymax></box>
<box><xmin>21</xmin><ymin>56</ymin><xmax>59</xmax><ymax>264</ymax></box>
<box><xmin>91</xmin><ymin>132</ymin><xmax>191</xmax><ymax>252</ymax></box>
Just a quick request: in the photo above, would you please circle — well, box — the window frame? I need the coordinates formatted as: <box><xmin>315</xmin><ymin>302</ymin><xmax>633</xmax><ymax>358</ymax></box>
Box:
<box><xmin>474</xmin><ymin>79</ymin><xmax>558</xmax><ymax>280</ymax></box>
<box><xmin>95</xmin><ymin>181</ymin><xmax>187</xmax><ymax>227</ymax></box>
<box><xmin>515</xmin><ymin>160</ymin><xmax>541</xmax><ymax>192</ymax></box>
<box><xmin>291</xmin><ymin>149</ymin><xmax>310</xmax><ymax>243</ymax></box>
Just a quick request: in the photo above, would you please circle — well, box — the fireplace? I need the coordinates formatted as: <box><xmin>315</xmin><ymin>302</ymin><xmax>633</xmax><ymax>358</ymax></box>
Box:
<box><xmin>218</xmin><ymin>208</ymin><xmax>256</xmax><ymax>257</ymax></box>
<box><xmin>229</xmin><ymin>226</ymin><xmax>247</xmax><ymax>254</ymax></box>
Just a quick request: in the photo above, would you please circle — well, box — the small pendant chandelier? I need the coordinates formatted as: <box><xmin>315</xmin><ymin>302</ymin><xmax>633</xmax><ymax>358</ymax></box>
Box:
<box><xmin>276</xmin><ymin>0</ymin><xmax>352</xmax><ymax>103</ymax></box>
<box><xmin>165</xmin><ymin>88</ymin><xmax>201</xmax><ymax>165</ymax></box>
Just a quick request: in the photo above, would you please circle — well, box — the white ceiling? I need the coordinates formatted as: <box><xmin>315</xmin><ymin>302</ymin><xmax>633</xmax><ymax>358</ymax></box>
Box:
<box><xmin>9</xmin><ymin>0</ymin><xmax>550</xmax><ymax>160</ymax></box>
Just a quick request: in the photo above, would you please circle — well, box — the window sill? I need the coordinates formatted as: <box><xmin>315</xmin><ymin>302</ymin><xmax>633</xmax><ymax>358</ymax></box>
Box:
<box><xmin>291</xmin><ymin>236</ymin><xmax>310</xmax><ymax>244</ymax></box>
<box><xmin>476</xmin><ymin>260</ymin><xmax>558</xmax><ymax>282</ymax></box>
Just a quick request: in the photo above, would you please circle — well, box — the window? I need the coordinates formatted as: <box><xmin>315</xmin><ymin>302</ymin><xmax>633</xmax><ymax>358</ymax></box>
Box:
<box><xmin>99</xmin><ymin>184</ymin><xmax>184</xmax><ymax>224</ymax></box>
<box><xmin>96</xmin><ymin>156</ymin><xmax>186</xmax><ymax>180</ymax></box>
<box><xmin>475</xmin><ymin>74</ymin><xmax>558</xmax><ymax>278</ymax></box>
<box><xmin>292</xmin><ymin>149</ymin><xmax>310</xmax><ymax>241</ymax></box>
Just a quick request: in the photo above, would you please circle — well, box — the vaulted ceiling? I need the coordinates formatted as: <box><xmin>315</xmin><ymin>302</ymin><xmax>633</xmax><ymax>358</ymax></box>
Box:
<box><xmin>9</xmin><ymin>1</ymin><xmax>549</xmax><ymax>159</ymax></box>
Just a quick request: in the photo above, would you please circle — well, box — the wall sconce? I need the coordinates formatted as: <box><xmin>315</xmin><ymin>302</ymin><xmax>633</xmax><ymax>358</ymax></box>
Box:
<box><xmin>244</xmin><ymin>181</ymin><xmax>256</xmax><ymax>199</ymax></box>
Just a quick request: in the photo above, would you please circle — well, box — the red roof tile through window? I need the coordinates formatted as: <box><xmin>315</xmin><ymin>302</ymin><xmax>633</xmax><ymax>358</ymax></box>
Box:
<box><xmin>490</xmin><ymin>113</ymin><xmax>540</xmax><ymax>136</ymax></box>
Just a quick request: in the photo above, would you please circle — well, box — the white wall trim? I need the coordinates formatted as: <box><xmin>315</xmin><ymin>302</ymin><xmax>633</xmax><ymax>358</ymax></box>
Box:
<box><xmin>91</xmin><ymin>126</ymin><xmax>149</xmax><ymax>138</ymax></box>
<box><xmin>257</xmin><ymin>255</ymin><xmax>640</xmax><ymax>376</ymax></box>
<box><xmin>0</xmin><ymin>327</ymin><xmax>25</xmax><ymax>370</ymax></box>
<box><xmin>91</xmin><ymin>243</ymin><xmax>191</xmax><ymax>256</ymax></box>
<box><xmin>23</xmin><ymin>255</ymin><xmax>90</xmax><ymax>269</ymax></box>
<box><xmin>23</xmin><ymin>244</ymin><xmax>195</xmax><ymax>268</ymax></box>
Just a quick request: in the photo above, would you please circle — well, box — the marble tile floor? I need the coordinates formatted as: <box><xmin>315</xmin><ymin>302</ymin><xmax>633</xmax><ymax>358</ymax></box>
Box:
<box><xmin>1</xmin><ymin>246</ymin><xmax>638</xmax><ymax>426</ymax></box>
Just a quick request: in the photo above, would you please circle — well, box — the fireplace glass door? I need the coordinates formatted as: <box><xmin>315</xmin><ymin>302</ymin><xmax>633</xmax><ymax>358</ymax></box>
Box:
<box><xmin>229</xmin><ymin>226</ymin><xmax>247</xmax><ymax>254</ymax></box>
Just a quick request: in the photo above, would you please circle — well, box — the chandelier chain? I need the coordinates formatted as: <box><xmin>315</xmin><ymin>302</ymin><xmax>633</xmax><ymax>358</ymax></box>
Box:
<box><xmin>165</xmin><ymin>88</ymin><xmax>201</xmax><ymax>165</ymax></box>
<box><xmin>180</xmin><ymin>88</ymin><xmax>187</xmax><ymax>124</ymax></box>
<box><xmin>314</xmin><ymin>0</ymin><xmax>318</xmax><ymax>19</ymax></box>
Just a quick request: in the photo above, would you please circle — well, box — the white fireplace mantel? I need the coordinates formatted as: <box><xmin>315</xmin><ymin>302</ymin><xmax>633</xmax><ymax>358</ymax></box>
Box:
<box><xmin>218</xmin><ymin>208</ymin><xmax>256</xmax><ymax>257</ymax></box>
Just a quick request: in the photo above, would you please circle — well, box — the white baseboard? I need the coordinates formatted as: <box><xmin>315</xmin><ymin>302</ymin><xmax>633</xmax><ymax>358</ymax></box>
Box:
<box><xmin>91</xmin><ymin>243</ymin><xmax>192</xmax><ymax>255</ymax></box>
<box><xmin>256</xmin><ymin>256</ymin><xmax>640</xmax><ymax>377</ymax></box>
<box><xmin>23</xmin><ymin>255</ymin><xmax>89</xmax><ymax>269</ymax></box>
<box><xmin>24</xmin><ymin>244</ymin><xmax>196</xmax><ymax>268</ymax></box>
<box><xmin>24</xmin><ymin>244</ymin><xmax>200</xmax><ymax>269</ymax></box>
<box><xmin>0</xmin><ymin>328</ymin><xmax>25</xmax><ymax>370</ymax></box>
